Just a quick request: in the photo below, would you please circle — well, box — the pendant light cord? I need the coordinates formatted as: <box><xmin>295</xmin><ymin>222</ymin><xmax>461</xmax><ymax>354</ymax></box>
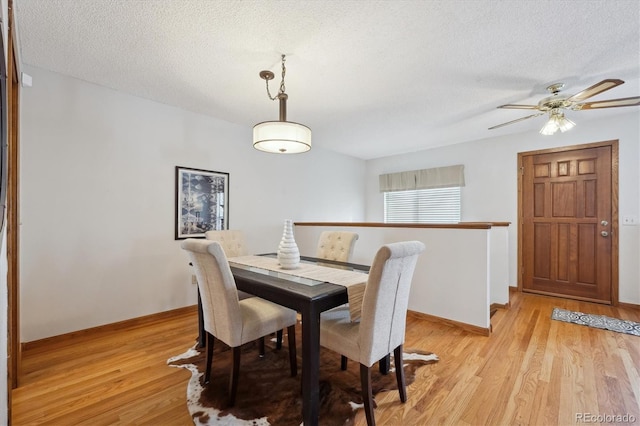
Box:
<box><xmin>265</xmin><ymin>55</ymin><xmax>287</xmax><ymax>101</ymax></box>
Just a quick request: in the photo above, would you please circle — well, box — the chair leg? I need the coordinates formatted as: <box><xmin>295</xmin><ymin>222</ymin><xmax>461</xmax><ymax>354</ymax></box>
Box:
<box><xmin>287</xmin><ymin>325</ymin><xmax>297</xmax><ymax>377</ymax></box>
<box><xmin>360</xmin><ymin>363</ymin><xmax>376</xmax><ymax>426</ymax></box>
<box><xmin>259</xmin><ymin>337</ymin><xmax>265</xmax><ymax>357</ymax></box>
<box><xmin>394</xmin><ymin>344</ymin><xmax>407</xmax><ymax>403</ymax></box>
<box><xmin>204</xmin><ymin>332</ymin><xmax>214</xmax><ymax>385</ymax></box>
<box><xmin>197</xmin><ymin>290</ymin><xmax>206</xmax><ymax>348</ymax></box>
<box><xmin>379</xmin><ymin>353</ymin><xmax>390</xmax><ymax>375</ymax></box>
<box><xmin>276</xmin><ymin>329</ymin><xmax>283</xmax><ymax>349</ymax></box>
<box><xmin>341</xmin><ymin>355</ymin><xmax>348</xmax><ymax>370</ymax></box>
<box><xmin>229</xmin><ymin>346</ymin><xmax>241</xmax><ymax>406</ymax></box>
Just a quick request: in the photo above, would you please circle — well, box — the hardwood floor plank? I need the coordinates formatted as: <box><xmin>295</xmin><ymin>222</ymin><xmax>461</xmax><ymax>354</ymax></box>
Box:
<box><xmin>543</xmin><ymin>357</ymin><xmax>563</xmax><ymax>424</ymax></box>
<box><xmin>500</xmin><ymin>315</ymin><xmax>547</xmax><ymax>425</ymax></box>
<box><xmin>426</xmin><ymin>370</ymin><xmax>481</xmax><ymax>424</ymax></box>
<box><xmin>619</xmin><ymin>350</ymin><xmax>640</xmax><ymax>415</ymax></box>
<box><xmin>11</xmin><ymin>292</ymin><xmax>640</xmax><ymax>425</ymax></box>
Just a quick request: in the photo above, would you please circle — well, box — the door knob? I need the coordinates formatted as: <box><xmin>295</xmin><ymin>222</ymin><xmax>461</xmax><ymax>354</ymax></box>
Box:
<box><xmin>601</xmin><ymin>231</ymin><xmax>609</xmax><ymax>237</ymax></box>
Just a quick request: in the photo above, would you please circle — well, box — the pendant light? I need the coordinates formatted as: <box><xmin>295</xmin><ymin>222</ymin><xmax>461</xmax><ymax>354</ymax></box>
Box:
<box><xmin>253</xmin><ymin>55</ymin><xmax>311</xmax><ymax>154</ymax></box>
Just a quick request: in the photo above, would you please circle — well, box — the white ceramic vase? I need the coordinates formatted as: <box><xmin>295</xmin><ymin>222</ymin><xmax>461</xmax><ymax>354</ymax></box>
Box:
<box><xmin>277</xmin><ymin>219</ymin><xmax>300</xmax><ymax>269</ymax></box>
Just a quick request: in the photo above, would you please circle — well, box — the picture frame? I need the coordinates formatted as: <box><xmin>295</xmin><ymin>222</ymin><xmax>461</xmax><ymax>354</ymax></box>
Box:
<box><xmin>175</xmin><ymin>166</ymin><xmax>229</xmax><ymax>239</ymax></box>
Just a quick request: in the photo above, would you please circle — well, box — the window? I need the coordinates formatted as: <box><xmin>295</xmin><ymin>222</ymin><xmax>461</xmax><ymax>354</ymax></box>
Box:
<box><xmin>384</xmin><ymin>186</ymin><xmax>461</xmax><ymax>223</ymax></box>
<box><xmin>379</xmin><ymin>164</ymin><xmax>464</xmax><ymax>224</ymax></box>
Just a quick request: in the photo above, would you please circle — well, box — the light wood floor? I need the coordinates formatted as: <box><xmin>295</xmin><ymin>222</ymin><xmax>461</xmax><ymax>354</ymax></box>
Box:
<box><xmin>11</xmin><ymin>291</ymin><xmax>640</xmax><ymax>425</ymax></box>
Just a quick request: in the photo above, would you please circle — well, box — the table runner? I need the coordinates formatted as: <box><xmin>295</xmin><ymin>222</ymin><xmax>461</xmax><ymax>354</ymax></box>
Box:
<box><xmin>229</xmin><ymin>255</ymin><xmax>367</xmax><ymax>321</ymax></box>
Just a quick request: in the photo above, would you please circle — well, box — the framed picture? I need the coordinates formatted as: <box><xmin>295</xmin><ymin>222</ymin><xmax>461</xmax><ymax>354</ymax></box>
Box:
<box><xmin>175</xmin><ymin>166</ymin><xmax>229</xmax><ymax>239</ymax></box>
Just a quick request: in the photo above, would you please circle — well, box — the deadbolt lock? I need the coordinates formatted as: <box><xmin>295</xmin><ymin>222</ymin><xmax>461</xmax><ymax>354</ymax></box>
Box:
<box><xmin>601</xmin><ymin>220</ymin><xmax>608</xmax><ymax>226</ymax></box>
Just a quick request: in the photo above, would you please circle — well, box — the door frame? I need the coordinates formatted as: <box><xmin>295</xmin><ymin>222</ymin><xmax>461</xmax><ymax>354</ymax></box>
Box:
<box><xmin>517</xmin><ymin>140</ymin><xmax>619</xmax><ymax>305</ymax></box>
<box><xmin>7</xmin><ymin>0</ymin><xmax>21</xmax><ymax>396</ymax></box>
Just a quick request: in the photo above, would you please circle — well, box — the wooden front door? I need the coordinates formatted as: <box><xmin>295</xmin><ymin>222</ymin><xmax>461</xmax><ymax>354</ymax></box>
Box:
<box><xmin>520</xmin><ymin>141</ymin><xmax>617</xmax><ymax>304</ymax></box>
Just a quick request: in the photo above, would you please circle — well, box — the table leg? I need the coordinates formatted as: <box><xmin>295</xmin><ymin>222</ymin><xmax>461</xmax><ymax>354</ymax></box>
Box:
<box><xmin>300</xmin><ymin>305</ymin><xmax>320</xmax><ymax>426</ymax></box>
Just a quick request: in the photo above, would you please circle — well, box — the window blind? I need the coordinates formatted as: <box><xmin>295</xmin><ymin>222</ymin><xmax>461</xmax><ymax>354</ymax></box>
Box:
<box><xmin>384</xmin><ymin>187</ymin><xmax>461</xmax><ymax>224</ymax></box>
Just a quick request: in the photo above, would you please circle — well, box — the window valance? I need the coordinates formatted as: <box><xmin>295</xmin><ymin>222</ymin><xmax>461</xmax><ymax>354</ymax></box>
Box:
<box><xmin>379</xmin><ymin>164</ymin><xmax>465</xmax><ymax>192</ymax></box>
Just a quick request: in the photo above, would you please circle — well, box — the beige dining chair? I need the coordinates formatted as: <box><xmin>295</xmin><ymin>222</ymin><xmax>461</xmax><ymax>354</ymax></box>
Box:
<box><xmin>205</xmin><ymin>230</ymin><xmax>253</xmax><ymax>299</ymax></box>
<box><xmin>181</xmin><ymin>239</ymin><xmax>298</xmax><ymax>406</ymax></box>
<box><xmin>205</xmin><ymin>230</ymin><xmax>248</xmax><ymax>258</ymax></box>
<box><xmin>319</xmin><ymin>240</ymin><xmax>425</xmax><ymax>426</ymax></box>
<box><xmin>205</xmin><ymin>229</ymin><xmax>284</xmax><ymax>353</ymax></box>
<box><xmin>316</xmin><ymin>231</ymin><xmax>359</xmax><ymax>262</ymax></box>
<box><xmin>316</xmin><ymin>230</ymin><xmax>360</xmax><ymax>368</ymax></box>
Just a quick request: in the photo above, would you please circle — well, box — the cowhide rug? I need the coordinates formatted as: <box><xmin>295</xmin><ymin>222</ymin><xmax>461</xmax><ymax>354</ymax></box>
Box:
<box><xmin>167</xmin><ymin>327</ymin><xmax>439</xmax><ymax>426</ymax></box>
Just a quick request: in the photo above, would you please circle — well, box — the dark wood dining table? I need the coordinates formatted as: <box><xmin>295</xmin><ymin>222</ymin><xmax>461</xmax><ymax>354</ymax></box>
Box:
<box><xmin>197</xmin><ymin>254</ymin><xmax>370</xmax><ymax>426</ymax></box>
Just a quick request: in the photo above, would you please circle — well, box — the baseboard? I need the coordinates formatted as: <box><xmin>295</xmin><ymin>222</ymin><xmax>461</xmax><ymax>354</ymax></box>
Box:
<box><xmin>407</xmin><ymin>310</ymin><xmax>491</xmax><ymax>336</ymax></box>
<box><xmin>490</xmin><ymin>302</ymin><xmax>510</xmax><ymax>311</ymax></box>
<box><xmin>508</xmin><ymin>285</ymin><xmax>638</xmax><ymax>310</ymax></box>
<box><xmin>22</xmin><ymin>305</ymin><xmax>198</xmax><ymax>351</ymax></box>
<box><xmin>618</xmin><ymin>301</ymin><xmax>640</xmax><ymax>310</ymax></box>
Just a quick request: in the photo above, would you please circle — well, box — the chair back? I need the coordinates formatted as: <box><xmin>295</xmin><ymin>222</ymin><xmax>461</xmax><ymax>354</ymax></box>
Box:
<box><xmin>358</xmin><ymin>241</ymin><xmax>425</xmax><ymax>366</ymax></box>
<box><xmin>316</xmin><ymin>231</ymin><xmax>359</xmax><ymax>262</ymax></box>
<box><xmin>205</xmin><ymin>230</ymin><xmax>249</xmax><ymax>258</ymax></box>
<box><xmin>181</xmin><ymin>239</ymin><xmax>244</xmax><ymax>347</ymax></box>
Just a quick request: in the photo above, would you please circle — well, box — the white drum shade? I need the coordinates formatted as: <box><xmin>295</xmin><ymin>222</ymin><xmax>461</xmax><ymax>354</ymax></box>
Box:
<box><xmin>253</xmin><ymin>121</ymin><xmax>312</xmax><ymax>154</ymax></box>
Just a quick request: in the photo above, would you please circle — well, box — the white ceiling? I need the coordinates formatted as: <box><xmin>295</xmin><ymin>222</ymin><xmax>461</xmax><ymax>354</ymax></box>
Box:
<box><xmin>14</xmin><ymin>0</ymin><xmax>640</xmax><ymax>160</ymax></box>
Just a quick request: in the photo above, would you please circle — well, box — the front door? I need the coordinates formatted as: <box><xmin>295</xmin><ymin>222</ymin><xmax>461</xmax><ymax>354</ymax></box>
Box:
<box><xmin>520</xmin><ymin>141</ymin><xmax>617</xmax><ymax>304</ymax></box>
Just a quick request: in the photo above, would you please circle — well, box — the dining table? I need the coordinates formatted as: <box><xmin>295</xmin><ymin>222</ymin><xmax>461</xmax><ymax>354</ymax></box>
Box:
<box><xmin>196</xmin><ymin>253</ymin><xmax>372</xmax><ymax>426</ymax></box>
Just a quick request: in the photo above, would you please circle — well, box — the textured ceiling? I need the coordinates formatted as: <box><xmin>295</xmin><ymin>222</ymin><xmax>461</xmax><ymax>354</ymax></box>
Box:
<box><xmin>14</xmin><ymin>0</ymin><xmax>640</xmax><ymax>160</ymax></box>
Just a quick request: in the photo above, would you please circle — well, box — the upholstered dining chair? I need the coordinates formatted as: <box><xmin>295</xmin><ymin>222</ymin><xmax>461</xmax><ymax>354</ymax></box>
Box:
<box><xmin>319</xmin><ymin>240</ymin><xmax>425</xmax><ymax>426</ymax></box>
<box><xmin>181</xmin><ymin>239</ymin><xmax>298</xmax><ymax>406</ymax></box>
<box><xmin>205</xmin><ymin>230</ymin><xmax>254</xmax><ymax>299</ymax></box>
<box><xmin>316</xmin><ymin>231</ymin><xmax>359</xmax><ymax>263</ymax></box>
<box><xmin>205</xmin><ymin>229</ymin><xmax>286</xmax><ymax>354</ymax></box>
<box><xmin>316</xmin><ymin>230</ymin><xmax>360</xmax><ymax>368</ymax></box>
<box><xmin>205</xmin><ymin>229</ymin><xmax>248</xmax><ymax>258</ymax></box>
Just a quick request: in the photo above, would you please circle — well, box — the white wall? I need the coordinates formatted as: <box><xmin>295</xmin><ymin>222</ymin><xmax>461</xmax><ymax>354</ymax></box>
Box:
<box><xmin>295</xmin><ymin>224</ymin><xmax>495</xmax><ymax>331</ymax></box>
<box><xmin>16</xmin><ymin>64</ymin><xmax>640</xmax><ymax>344</ymax></box>
<box><xmin>19</xmin><ymin>66</ymin><xmax>366</xmax><ymax>342</ymax></box>
<box><xmin>365</xmin><ymin>111</ymin><xmax>640</xmax><ymax>304</ymax></box>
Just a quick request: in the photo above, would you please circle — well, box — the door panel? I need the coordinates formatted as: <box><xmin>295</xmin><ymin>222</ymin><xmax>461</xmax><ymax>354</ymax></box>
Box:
<box><xmin>522</xmin><ymin>145</ymin><xmax>613</xmax><ymax>303</ymax></box>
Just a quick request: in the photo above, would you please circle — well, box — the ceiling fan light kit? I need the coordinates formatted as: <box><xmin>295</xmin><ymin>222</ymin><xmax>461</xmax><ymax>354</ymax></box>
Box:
<box><xmin>253</xmin><ymin>55</ymin><xmax>312</xmax><ymax>154</ymax></box>
<box><xmin>489</xmin><ymin>79</ymin><xmax>640</xmax><ymax>135</ymax></box>
<box><xmin>539</xmin><ymin>110</ymin><xmax>576</xmax><ymax>135</ymax></box>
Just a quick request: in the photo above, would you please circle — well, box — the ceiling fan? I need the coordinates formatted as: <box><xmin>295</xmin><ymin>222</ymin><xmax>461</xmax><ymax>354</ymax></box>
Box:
<box><xmin>489</xmin><ymin>79</ymin><xmax>640</xmax><ymax>135</ymax></box>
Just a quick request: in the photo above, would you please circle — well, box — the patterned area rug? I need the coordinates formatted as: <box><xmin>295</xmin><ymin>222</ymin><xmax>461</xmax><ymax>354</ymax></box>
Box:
<box><xmin>167</xmin><ymin>327</ymin><xmax>438</xmax><ymax>425</ymax></box>
<box><xmin>552</xmin><ymin>307</ymin><xmax>640</xmax><ymax>336</ymax></box>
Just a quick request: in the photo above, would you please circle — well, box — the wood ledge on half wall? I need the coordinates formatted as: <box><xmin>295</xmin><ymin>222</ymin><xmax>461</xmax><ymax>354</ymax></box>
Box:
<box><xmin>294</xmin><ymin>222</ymin><xmax>510</xmax><ymax>229</ymax></box>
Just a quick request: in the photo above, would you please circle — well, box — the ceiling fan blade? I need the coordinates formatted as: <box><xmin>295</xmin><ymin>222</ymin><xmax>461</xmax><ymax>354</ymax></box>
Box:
<box><xmin>566</xmin><ymin>79</ymin><xmax>624</xmax><ymax>102</ymax></box>
<box><xmin>497</xmin><ymin>104</ymin><xmax>539</xmax><ymax>110</ymax></box>
<box><xmin>577</xmin><ymin>96</ymin><xmax>640</xmax><ymax>110</ymax></box>
<box><xmin>488</xmin><ymin>112</ymin><xmax>545</xmax><ymax>130</ymax></box>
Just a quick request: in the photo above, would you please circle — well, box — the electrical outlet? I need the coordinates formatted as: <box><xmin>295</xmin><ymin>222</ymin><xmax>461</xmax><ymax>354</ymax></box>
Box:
<box><xmin>191</xmin><ymin>275</ymin><xmax>198</xmax><ymax>285</ymax></box>
<box><xmin>622</xmin><ymin>215</ymin><xmax>638</xmax><ymax>225</ymax></box>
